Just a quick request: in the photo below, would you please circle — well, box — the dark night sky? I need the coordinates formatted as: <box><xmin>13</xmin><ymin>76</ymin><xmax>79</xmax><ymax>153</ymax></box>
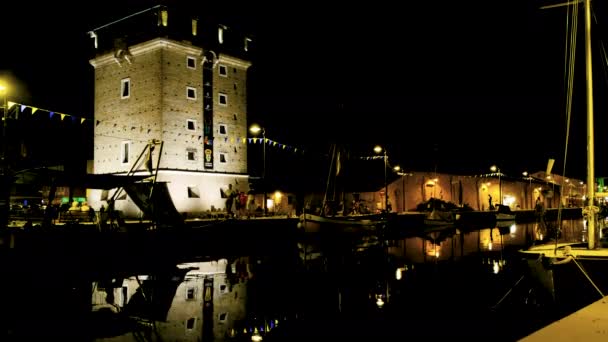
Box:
<box><xmin>1</xmin><ymin>0</ymin><xmax>608</xmax><ymax>187</ymax></box>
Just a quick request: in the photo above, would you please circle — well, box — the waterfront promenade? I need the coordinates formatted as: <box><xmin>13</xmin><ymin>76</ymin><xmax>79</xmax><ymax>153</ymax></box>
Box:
<box><xmin>520</xmin><ymin>296</ymin><xmax>608</xmax><ymax>341</ymax></box>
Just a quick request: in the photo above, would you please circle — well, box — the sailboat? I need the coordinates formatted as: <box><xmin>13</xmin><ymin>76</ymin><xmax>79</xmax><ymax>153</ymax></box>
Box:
<box><xmin>298</xmin><ymin>144</ymin><xmax>388</xmax><ymax>235</ymax></box>
<box><xmin>519</xmin><ymin>0</ymin><xmax>608</xmax><ymax>312</ymax></box>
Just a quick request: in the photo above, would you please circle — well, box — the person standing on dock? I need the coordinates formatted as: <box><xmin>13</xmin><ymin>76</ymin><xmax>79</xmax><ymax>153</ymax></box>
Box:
<box><xmin>224</xmin><ymin>184</ymin><xmax>236</xmax><ymax>218</ymax></box>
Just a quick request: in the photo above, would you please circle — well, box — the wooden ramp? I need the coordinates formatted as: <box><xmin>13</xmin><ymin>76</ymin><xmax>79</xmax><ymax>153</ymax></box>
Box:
<box><xmin>519</xmin><ymin>297</ymin><xmax>608</xmax><ymax>341</ymax></box>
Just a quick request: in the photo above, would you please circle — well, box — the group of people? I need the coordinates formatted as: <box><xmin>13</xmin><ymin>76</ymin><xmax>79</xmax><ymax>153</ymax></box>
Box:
<box><xmin>224</xmin><ymin>183</ymin><xmax>257</xmax><ymax>218</ymax></box>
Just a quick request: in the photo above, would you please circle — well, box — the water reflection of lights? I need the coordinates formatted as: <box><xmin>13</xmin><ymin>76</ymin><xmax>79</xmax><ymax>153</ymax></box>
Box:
<box><xmin>251</xmin><ymin>327</ymin><xmax>263</xmax><ymax>342</ymax></box>
<box><xmin>376</xmin><ymin>295</ymin><xmax>385</xmax><ymax>308</ymax></box>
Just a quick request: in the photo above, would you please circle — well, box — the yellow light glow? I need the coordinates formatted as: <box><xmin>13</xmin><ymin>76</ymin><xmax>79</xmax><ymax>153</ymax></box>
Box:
<box><xmin>191</xmin><ymin>19</ymin><xmax>198</xmax><ymax>36</ymax></box>
<box><xmin>161</xmin><ymin>9</ymin><xmax>168</xmax><ymax>26</ymax></box>
<box><xmin>0</xmin><ymin>84</ymin><xmax>6</xmax><ymax>93</ymax></box>
<box><xmin>249</xmin><ymin>124</ymin><xmax>262</xmax><ymax>135</ymax></box>
<box><xmin>395</xmin><ymin>268</ymin><xmax>403</xmax><ymax>280</ymax></box>
<box><xmin>373</xmin><ymin>145</ymin><xmax>383</xmax><ymax>154</ymax></box>
<box><xmin>393</xmin><ymin>165</ymin><xmax>401</xmax><ymax>171</ymax></box>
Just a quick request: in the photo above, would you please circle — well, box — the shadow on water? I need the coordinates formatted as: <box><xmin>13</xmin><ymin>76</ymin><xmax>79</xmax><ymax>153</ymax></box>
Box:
<box><xmin>0</xmin><ymin>217</ymin><xmax>584</xmax><ymax>341</ymax></box>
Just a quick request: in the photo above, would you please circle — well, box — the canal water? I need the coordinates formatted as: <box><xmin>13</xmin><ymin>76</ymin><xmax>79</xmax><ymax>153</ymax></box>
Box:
<box><xmin>0</xmin><ymin>219</ymin><xmax>586</xmax><ymax>341</ymax></box>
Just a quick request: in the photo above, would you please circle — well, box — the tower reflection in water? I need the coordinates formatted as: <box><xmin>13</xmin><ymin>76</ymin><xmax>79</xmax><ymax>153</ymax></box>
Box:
<box><xmin>2</xmin><ymin>220</ymin><xmax>585</xmax><ymax>340</ymax></box>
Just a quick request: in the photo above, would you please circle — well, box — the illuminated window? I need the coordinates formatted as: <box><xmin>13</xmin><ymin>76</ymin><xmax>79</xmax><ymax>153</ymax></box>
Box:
<box><xmin>121</xmin><ymin>78</ymin><xmax>130</xmax><ymax>99</ymax></box>
<box><xmin>187</xmin><ymin>87</ymin><xmax>197</xmax><ymax>100</ymax></box>
<box><xmin>121</xmin><ymin>141</ymin><xmax>130</xmax><ymax>164</ymax></box>
<box><xmin>187</xmin><ymin>56</ymin><xmax>196</xmax><ymax>69</ymax></box>
<box><xmin>218</xmin><ymin>93</ymin><xmax>227</xmax><ymax>106</ymax></box>
<box><xmin>219</xmin><ymin>65</ymin><xmax>227</xmax><ymax>77</ymax></box>
<box><xmin>187</xmin><ymin>119</ymin><xmax>196</xmax><ymax>131</ymax></box>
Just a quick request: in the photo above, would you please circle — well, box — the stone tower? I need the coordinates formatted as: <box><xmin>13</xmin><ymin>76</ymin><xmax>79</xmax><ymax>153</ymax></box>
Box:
<box><xmin>88</xmin><ymin>5</ymin><xmax>252</xmax><ymax>217</ymax></box>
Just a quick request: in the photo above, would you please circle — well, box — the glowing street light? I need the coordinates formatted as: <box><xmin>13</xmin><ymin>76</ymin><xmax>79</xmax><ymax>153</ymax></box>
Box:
<box><xmin>522</xmin><ymin>171</ymin><xmax>533</xmax><ymax>209</ymax></box>
<box><xmin>490</xmin><ymin>165</ymin><xmax>502</xmax><ymax>205</ymax></box>
<box><xmin>374</xmin><ymin>145</ymin><xmax>388</xmax><ymax>213</ymax></box>
<box><xmin>249</xmin><ymin>124</ymin><xmax>267</xmax><ymax>216</ymax></box>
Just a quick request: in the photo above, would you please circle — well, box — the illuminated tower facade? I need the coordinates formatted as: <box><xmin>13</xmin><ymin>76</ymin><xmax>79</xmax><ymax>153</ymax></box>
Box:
<box><xmin>88</xmin><ymin>5</ymin><xmax>252</xmax><ymax>216</ymax></box>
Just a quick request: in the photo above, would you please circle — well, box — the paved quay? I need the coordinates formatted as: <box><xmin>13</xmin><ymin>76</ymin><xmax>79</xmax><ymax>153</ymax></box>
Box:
<box><xmin>520</xmin><ymin>297</ymin><xmax>608</xmax><ymax>341</ymax></box>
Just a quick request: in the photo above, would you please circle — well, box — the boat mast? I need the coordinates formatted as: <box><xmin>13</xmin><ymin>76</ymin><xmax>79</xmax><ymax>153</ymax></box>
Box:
<box><xmin>584</xmin><ymin>0</ymin><xmax>596</xmax><ymax>250</ymax></box>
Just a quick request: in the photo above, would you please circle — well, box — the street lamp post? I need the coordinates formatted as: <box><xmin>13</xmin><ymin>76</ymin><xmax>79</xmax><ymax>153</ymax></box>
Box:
<box><xmin>490</xmin><ymin>165</ymin><xmax>502</xmax><ymax>205</ymax></box>
<box><xmin>522</xmin><ymin>171</ymin><xmax>532</xmax><ymax>209</ymax></box>
<box><xmin>0</xmin><ymin>83</ymin><xmax>8</xmax><ymax>227</ymax></box>
<box><xmin>249</xmin><ymin>124</ymin><xmax>267</xmax><ymax>216</ymax></box>
<box><xmin>374</xmin><ymin>145</ymin><xmax>388</xmax><ymax>213</ymax></box>
<box><xmin>394</xmin><ymin>166</ymin><xmax>412</xmax><ymax>213</ymax></box>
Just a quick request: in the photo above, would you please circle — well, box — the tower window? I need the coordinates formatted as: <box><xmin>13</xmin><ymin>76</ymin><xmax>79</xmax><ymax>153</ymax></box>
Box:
<box><xmin>187</xmin><ymin>56</ymin><xmax>196</xmax><ymax>69</ymax></box>
<box><xmin>186</xmin><ymin>287</ymin><xmax>196</xmax><ymax>300</ymax></box>
<box><xmin>188</xmin><ymin>186</ymin><xmax>200</xmax><ymax>198</ymax></box>
<box><xmin>186</xmin><ymin>318</ymin><xmax>195</xmax><ymax>330</ymax></box>
<box><xmin>187</xmin><ymin>119</ymin><xmax>196</xmax><ymax>131</ymax></box>
<box><xmin>187</xmin><ymin>87</ymin><xmax>197</xmax><ymax>100</ymax></box>
<box><xmin>218</xmin><ymin>93</ymin><xmax>227</xmax><ymax>106</ymax></box>
<box><xmin>219</xmin><ymin>153</ymin><xmax>226</xmax><ymax>163</ymax></box>
<box><xmin>121</xmin><ymin>78</ymin><xmax>130</xmax><ymax>99</ymax></box>
<box><xmin>121</xmin><ymin>141</ymin><xmax>131</xmax><ymax>164</ymax></box>
<box><xmin>186</xmin><ymin>148</ymin><xmax>197</xmax><ymax>161</ymax></box>
<box><xmin>219</xmin><ymin>124</ymin><xmax>227</xmax><ymax>135</ymax></box>
<box><xmin>219</xmin><ymin>65</ymin><xmax>227</xmax><ymax>77</ymax></box>
<box><xmin>218</xmin><ymin>313</ymin><xmax>228</xmax><ymax>323</ymax></box>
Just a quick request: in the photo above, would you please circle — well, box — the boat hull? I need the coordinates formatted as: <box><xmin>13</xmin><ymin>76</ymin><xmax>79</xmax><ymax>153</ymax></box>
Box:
<box><xmin>520</xmin><ymin>243</ymin><xmax>608</xmax><ymax>314</ymax></box>
<box><xmin>298</xmin><ymin>213</ymin><xmax>384</xmax><ymax>234</ymax></box>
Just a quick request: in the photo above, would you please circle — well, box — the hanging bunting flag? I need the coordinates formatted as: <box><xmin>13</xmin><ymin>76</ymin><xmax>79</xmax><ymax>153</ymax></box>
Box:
<box><xmin>31</xmin><ymin>107</ymin><xmax>38</xmax><ymax>115</ymax></box>
<box><xmin>7</xmin><ymin>101</ymin><xmax>16</xmax><ymax>109</ymax></box>
<box><xmin>60</xmin><ymin>113</ymin><xmax>67</xmax><ymax>120</ymax></box>
<box><xmin>20</xmin><ymin>105</ymin><xmax>26</xmax><ymax>112</ymax></box>
<box><xmin>49</xmin><ymin>111</ymin><xmax>54</xmax><ymax>118</ymax></box>
<box><xmin>242</xmin><ymin>138</ymin><xmax>246</xmax><ymax>144</ymax></box>
<box><xmin>80</xmin><ymin>118</ymin><xmax>86</xmax><ymax>124</ymax></box>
